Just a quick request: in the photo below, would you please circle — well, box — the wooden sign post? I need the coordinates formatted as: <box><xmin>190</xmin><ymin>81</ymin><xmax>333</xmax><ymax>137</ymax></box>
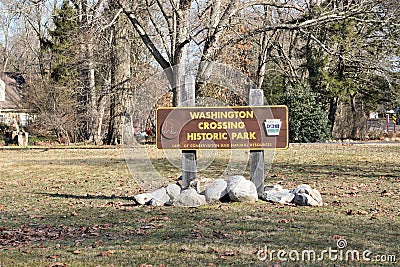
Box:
<box><xmin>249</xmin><ymin>89</ymin><xmax>265</xmax><ymax>197</ymax></box>
<box><xmin>180</xmin><ymin>75</ymin><xmax>196</xmax><ymax>189</ymax></box>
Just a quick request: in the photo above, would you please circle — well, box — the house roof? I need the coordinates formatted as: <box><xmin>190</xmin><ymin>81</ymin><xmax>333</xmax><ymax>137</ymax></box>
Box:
<box><xmin>0</xmin><ymin>72</ymin><xmax>26</xmax><ymax>110</ymax></box>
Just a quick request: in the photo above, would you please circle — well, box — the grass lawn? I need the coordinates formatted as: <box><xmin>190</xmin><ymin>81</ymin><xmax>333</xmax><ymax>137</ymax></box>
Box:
<box><xmin>0</xmin><ymin>144</ymin><xmax>399</xmax><ymax>266</ymax></box>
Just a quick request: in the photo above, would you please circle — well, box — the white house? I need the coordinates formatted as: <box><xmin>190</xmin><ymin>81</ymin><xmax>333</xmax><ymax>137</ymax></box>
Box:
<box><xmin>0</xmin><ymin>72</ymin><xmax>32</xmax><ymax>128</ymax></box>
<box><xmin>0</xmin><ymin>76</ymin><xmax>5</xmax><ymax>102</ymax></box>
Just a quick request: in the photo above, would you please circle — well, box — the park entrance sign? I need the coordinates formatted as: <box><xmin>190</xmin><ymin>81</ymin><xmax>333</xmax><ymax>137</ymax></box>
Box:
<box><xmin>156</xmin><ymin>106</ymin><xmax>288</xmax><ymax>150</ymax></box>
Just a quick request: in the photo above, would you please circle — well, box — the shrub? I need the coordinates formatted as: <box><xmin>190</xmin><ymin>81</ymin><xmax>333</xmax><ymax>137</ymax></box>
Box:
<box><xmin>280</xmin><ymin>84</ymin><xmax>330</xmax><ymax>143</ymax></box>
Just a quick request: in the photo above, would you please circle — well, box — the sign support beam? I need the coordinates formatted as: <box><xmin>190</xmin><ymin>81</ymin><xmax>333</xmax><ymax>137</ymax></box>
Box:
<box><xmin>249</xmin><ymin>89</ymin><xmax>265</xmax><ymax>197</ymax></box>
<box><xmin>180</xmin><ymin>75</ymin><xmax>197</xmax><ymax>189</ymax></box>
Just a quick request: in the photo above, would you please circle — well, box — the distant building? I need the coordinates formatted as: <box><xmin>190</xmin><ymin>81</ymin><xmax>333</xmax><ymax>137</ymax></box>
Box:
<box><xmin>369</xmin><ymin>112</ymin><xmax>379</xmax><ymax>119</ymax></box>
<box><xmin>0</xmin><ymin>78</ymin><xmax>5</xmax><ymax>101</ymax></box>
<box><xmin>0</xmin><ymin>72</ymin><xmax>33</xmax><ymax>128</ymax></box>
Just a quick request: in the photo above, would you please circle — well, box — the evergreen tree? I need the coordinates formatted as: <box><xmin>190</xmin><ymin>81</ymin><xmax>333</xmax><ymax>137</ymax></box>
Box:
<box><xmin>34</xmin><ymin>0</ymin><xmax>80</xmax><ymax>142</ymax></box>
<box><xmin>281</xmin><ymin>84</ymin><xmax>330</xmax><ymax>143</ymax></box>
<box><xmin>49</xmin><ymin>1</ymin><xmax>78</xmax><ymax>84</ymax></box>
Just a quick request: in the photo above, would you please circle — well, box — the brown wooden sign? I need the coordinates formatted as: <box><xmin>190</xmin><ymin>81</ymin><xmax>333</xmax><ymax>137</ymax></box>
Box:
<box><xmin>156</xmin><ymin>106</ymin><xmax>288</xmax><ymax>150</ymax></box>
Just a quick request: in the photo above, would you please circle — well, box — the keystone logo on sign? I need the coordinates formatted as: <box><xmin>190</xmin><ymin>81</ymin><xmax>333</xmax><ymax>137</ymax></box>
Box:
<box><xmin>264</xmin><ymin>119</ymin><xmax>282</xmax><ymax>136</ymax></box>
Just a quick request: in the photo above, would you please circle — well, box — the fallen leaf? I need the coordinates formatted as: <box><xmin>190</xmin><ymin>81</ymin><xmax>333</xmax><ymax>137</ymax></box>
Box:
<box><xmin>99</xmin><ymin>250</ymin><xmax>115</xmax><ymax>257</ymax></box>
<box><xmin>223</xmin><ymin>251</ymin><xmax>238</xmax><ymax>256</ymax></box>
<box><xmin>278</xmin><ymin>219</ymin><xmax>294</xmax><ymax>223</ymax></box>
<box><xmin>46</xmin><ymin>263</ymin><xmax>68</xmax><ymax>267</ymax></box>
<box><xmin>233</xmin><ymin>230</ymin><xmax>242</xmax><ymax>235</ymax></box>
<box><xmin>191</xmin><ymin>229</ymin><xmax>202</xmax><ymax>238</ymax></box>
<box><xmin>346</xmin><ymin>210</ymin><xmax>354</xmax><ymax>215</ymax></box>
<box><xmin>47</xmin><ymin>255</ymin><xmax>60</xmax><ymax>259</ymax></box>
<box><xmin>370</xmin><ymin>213</ymin><xmax>378</xmax><ymax>220</ymax></box>
<box><xmin>218</xmin><ymin>205</ymin><xmax>229</xmax><ymax>211</ymax></box>
<box><xmin>178</xmin><ymin>247</ymin><xmax>189</xmax><ymax>253</ymax></box>
<box><xmin>92</xmin><ymin>239</ymin><xmax>103</xmax><ymax>248</ymax></box>
<box><xmin>332</xmin><ymin>235</ymin><xmax>345</xmax><ymax>240</ymax></box>
<box><xmin>209</xmin><ymin>247</ymin><xmax>220</xmax><ymax>254</ymax></box>
<box><xmin>213</xmin><ymin>230</ymin><xmax>229</xmax><ymax>239</ymax></box>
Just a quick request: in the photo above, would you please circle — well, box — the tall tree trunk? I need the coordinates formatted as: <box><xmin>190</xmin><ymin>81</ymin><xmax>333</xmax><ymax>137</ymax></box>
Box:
<box><xmin>256</xmin><ymin>32</ymin><xmax>268</xmax><ymax>89</ymax></box>
<box><xmin>256</xmin><ymin>6</ymin><xmax>272</xmax><ymax>90</ymax></box>
<box><xmin>350</xmin><ymin>93</ymin><xmax>358</xmax><ymax>139</ymax></box>
<box><xmin>95</xmin><ymin>95</ymin><xmax>107</xmax><ymax>144</ymax></box>
<box><xmin>75</xmin><ymin>0</ymin><xmax>89</xmax><ymax>140</ymax></box>
<box><xmin>305</xmin><ymin>35</ymin><xmax>317</xmax><ymax>92</ymax></box>
<box><xmin>73</xmin><ymin>0</ymin><xmax>103</xmax><ymax>142</ymax></box>
<box><xmin>328</xmin><ymin>97</ymin><xmax>338</xmax><ymax>134</ymax></box>
<box><xmin>171</xmin><ymin>0</ymin><xmax>191</xmax><ymax>106</ymax></box>
<box><xmin>107</xmin><ymin>11</ymin><xmax>131</xmax><ymax>145</ymax></box>
<box><xmin>196</xmin><ymin>0</ymin><xmax>222</xmax><ymax>97</ymax></box>
<box><xmin>86</xmin><ymin>43</ymin><xmax>101</xmax><ymax>144</ymax></box>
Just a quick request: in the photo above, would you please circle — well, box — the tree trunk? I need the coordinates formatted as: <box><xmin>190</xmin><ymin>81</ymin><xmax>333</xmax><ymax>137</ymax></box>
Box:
<box><xmin>196</xmin><ymin>0</ymin><xmax>222</xmax><ymax>97</ymax></box>
<box><xmin>94</xmin><ymin>95</ymin><xmax>106</xmax><ymax>144</ymax></box>
<box><xmin>350</xmin><ymin>93</ymin><xmax>358</xmax><ymax>139</ymax></box>
<box><xmin>171</xmin><ymin>1</ymin><xmax>191</xmax><ymax>106</ymax></box>
<box><xmin>86</xmin><ymin>42</ymin><xmax>107</xmax><ymax>145</ymax></box>
<box><xmin>107</xmin><ymin>11</ymin><xmax>131</xmax><ymax>145</ymax></box>
<box><xmin>256</xmin><ymin>6</ymin><xmax>272</xmax><ymax>90</ymax></box>
<box><xmin>256</xmin><ymin>31</ymin><xmax>269</xmax><ymax>89</ymax></box>
<box><xmin>328</xmin><ymin>97</ymin><xmax>338</xmax><ymax>134</ymax></box>
<box><xmin>75</xmin><ymin>0</ymin><xmax>90</xmax><ymax>141</ymax></box>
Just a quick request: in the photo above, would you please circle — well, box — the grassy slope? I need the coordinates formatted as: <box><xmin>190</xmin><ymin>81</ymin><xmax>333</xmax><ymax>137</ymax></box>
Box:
<box><xmin>0</xmin><ymin>144</ymin><xmax>399</xmax><ymax>266</ymax></box>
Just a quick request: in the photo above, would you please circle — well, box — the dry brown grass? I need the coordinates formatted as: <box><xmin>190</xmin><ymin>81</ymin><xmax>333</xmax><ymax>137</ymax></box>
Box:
<box><xmin>0</xmin><ymin>144</ymin><xmax>399</xmax><ymax>266</ymax></box>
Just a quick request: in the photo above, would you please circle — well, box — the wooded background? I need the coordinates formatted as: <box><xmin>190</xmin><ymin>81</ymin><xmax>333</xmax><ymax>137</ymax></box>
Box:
<box><xmin>1</xmin><ymin>0</ymin><xmax>399</xmax><ymax>144</ymax></box>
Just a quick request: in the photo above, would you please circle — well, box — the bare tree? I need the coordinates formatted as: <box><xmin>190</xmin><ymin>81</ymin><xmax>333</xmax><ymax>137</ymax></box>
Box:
<box><xmin>68</xmin><ymin>0</ymin><xmax>107</xmax><ymax>143</ymax></box>
<box><xmin>115</xmin><ymin>0</ymin><xmax>376</xmax><ymax>106</ymax></box>
<box><xmin>105</xmin><ymin>0</ymin><xmax>132</xmax><ymax>145</ymax></box>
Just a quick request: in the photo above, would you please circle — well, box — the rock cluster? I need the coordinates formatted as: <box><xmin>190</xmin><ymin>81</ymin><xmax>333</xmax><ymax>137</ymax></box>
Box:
<box><xmin>133</xmin><ymin>177</ymin><xmax>322</xmax><ymax>207</ymax></box>
<box><xmin>261</xmin><ymin>183</ymin><xmax>322</xmax><ymax>206</ymax></box>
<box><xmin>133</xmin><ymin>175</ymin><xmax>257</xmax><ymax>207</ymax></box>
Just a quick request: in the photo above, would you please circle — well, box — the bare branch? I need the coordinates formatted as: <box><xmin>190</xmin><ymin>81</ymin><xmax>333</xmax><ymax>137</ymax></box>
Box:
<box><xmin>146</xmin><ymin>0</ymin><xmax>172</xmax><ymax>60</ymax></box>
<box><xmin>156</xmin><ymin>0</ymin><xmax>173</xmax><ymax>31</ymax></box>
<box><xmin>91</xmin><ymin>0</ymin><xmax>103</xmax><ymax>19</ymax></box>
<box><xmin>101</xmin><ymin>8</ymin><xmax>123</xmax><ymax>31</ymax></box>
<box><xmin>300</xmin><ymin>29</ymin><xmax>338</xmax><ymax>57</ymax></box>
<box><xmin>121</xmin><ymin>7</ymin><xmax>171</xmax><ymax>70</ymax></box>
<box><xmin>217</xmin><ymin>10</ymin><xmax>363</xmax><ymax>53</ymax></box>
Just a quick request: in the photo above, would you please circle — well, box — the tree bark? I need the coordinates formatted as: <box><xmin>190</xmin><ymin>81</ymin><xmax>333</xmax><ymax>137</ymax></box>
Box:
<box><xmin>328</xmin><ymin>96</ymin><xmax>338</xmax><ymax>134</ymax></box>
<box><xmin>107</xmin><ymin>8</ymin><xmax>131</xmax><ymax>145</ymax></box>
<box><xmin>350</xmin><ymin>93</ymin><xmax>358</xmax><ymax>139</ymax></box>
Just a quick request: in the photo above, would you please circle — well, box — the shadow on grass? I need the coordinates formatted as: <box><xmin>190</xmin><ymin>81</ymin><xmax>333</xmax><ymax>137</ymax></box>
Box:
<box><xmin>23</xmin><ymin>157</ymin><xmax>127</xmax><ymax>167</ymax></box>
<box><xmin>272</xmin><ymin>162</ymin><xmax>400</xmax><ymax>180</ymax></box>
<box><xmin>36</xmin><ymin>192</ymin><xmax>136</xmax><ymax>202</ymax></box>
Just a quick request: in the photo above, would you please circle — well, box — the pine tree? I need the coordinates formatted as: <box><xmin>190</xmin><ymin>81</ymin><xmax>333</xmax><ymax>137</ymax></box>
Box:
<box><xmin>49</xmin><ymin>1</ymin><xmax>78</xmax><ymax>84</ymax></box>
